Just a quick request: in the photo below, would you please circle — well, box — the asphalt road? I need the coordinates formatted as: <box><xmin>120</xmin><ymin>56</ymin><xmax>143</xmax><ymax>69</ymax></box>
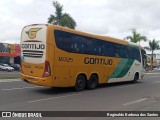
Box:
<box><xmin>0</xmin><ymin>71</ymin><xmax>20</xmax><ymax>79</ymax></box>
<box><xmin>0</xmin><ymin>72</ymin><xmax>160</xmax><ymax>119</ymax></box>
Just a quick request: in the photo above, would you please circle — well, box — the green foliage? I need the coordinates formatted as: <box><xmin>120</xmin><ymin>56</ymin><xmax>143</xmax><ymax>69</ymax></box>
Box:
<box><xmin>149</xmin><ymin>39</ymin><xmax>160</xmax><ymax>51</ymax></box>
<box><xmin>126</xmin><ymin>29</ymin><xmax>147</xmax><ymax>44</ymax></box>
<box><xmin>145</xmin><ymin>39</ymin><xmax>160</xmax><ymax>70</ymax></box>
<box><xmin>48</xmin><ymin>1</ymin><xmax>76</xmax><ymax>29</ymax></box>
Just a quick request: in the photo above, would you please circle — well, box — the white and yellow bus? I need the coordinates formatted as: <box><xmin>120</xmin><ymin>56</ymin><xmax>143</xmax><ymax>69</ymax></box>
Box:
<box><xmin>20</xmin><ymin>24</ymin><xmax>146</xmax><ymax>91</ymax></box>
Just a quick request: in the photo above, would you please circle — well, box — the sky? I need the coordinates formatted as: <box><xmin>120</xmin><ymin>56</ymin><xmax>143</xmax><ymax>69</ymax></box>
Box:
<box><xmin>0</xmin><ymin>0</ymin><xmax>160</xmax><ymax>52</ymax></box>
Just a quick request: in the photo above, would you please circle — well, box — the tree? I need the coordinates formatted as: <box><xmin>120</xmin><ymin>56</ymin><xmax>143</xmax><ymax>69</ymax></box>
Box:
<box><xmin>144</xmin><ymin>39</ymin><xmax>160</xmax><ymax>70</ymax></box>
<box><xmin>48</xmin><ymin>1</ymin><xmax>76</xmax><ymax>29</ymax></box>
<box><xmin>126</xmin><ymin>29</ymin><xmax>147</xmax><ymax>44</ymax></box>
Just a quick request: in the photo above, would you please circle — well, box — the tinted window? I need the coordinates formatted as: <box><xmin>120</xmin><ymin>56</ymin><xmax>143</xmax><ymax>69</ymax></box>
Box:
<box><xmin>54</xmin><ymin>30</ymin><xmax>141</xmax><ymax>60</ymax></box>
<box><xmin>141</xmin><ymin>49</ymin><xmax>147</xmax><ymax>67</ymax></box>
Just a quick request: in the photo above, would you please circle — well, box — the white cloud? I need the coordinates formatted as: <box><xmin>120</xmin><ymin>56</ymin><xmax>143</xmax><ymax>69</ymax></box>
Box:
<box><xmin>0</xmin><ymin>0</ymin><xmax>160</xmax><ymax>48</ymax></box>
<box><xmin>14</xmin><ymin>0</ymin><xmax>33</xmax><ymax>5</ymax></box>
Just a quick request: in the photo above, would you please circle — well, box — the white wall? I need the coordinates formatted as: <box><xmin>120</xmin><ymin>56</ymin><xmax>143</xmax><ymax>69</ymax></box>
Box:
<box><xmin>10</xmin><ymin>57</ymin><xmax>14</xmax><ymax>64</ymax></box>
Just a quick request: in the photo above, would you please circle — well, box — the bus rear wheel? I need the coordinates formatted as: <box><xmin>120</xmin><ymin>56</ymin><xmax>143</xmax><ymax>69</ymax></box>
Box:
<box><xmin>87</xmin><ymin>74</ymin><xmax>98</xmax><ymax>90</ymax></box>
<box><xmin>75</xmin><ymin>75</ymin><xmax>86</xmax><ymax>91</ymax></box>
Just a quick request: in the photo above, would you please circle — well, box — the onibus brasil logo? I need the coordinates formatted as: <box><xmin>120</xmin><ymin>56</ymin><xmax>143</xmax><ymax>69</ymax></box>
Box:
<box><xmin>25</xmin><ymin>28</ymin><xmax>41</xmax><ymax>39</ymax></box>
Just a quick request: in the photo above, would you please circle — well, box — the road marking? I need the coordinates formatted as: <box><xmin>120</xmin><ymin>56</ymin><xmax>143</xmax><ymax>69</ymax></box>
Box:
<box><xmin>115</xmin><ymin>85</ymin><xmax>136</xmax><ymax>89</ymax></box>
<box><xmin>148</xmin><ymin>76</ymin><xmax>160</xmax><ymax>78</ymax></box>
<box><xmin>152</xmin><ymin>81</ymin><xmax>160</xmax><ymax>83</ymax></box>
<box><xmin>0</xmin><ymin>79</ymin><xmax>21</xmax><ymax>82</ymax></box>
<box><xmin>28</xmin><ymin>93</ymin><xmax>82</xmax><ymax>103</ymax></box>
<box><xmin>123</xmin><ymin>98</ymin><xmax>147</xmax><ymax>106</ymax></box>
<box><xmin>2</xmin><ymin>86</ymin><xmax>42</xmax><ymax>91</ymax></box>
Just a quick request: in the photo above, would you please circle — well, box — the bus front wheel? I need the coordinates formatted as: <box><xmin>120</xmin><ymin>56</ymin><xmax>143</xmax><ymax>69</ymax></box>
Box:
<box><xmin>133</xmin><ymin>73</ymin><xmax>139</xmax><ymax>83</ymax></box>
<box><xmin>75</xmin><ymin>75</ymin><xmax>86</xmax><ymax>91</ymax></box>
<box><xmin>87</xmin><ymin>74</ymin><xmax>98</xmax><ymax>90</ymax></box>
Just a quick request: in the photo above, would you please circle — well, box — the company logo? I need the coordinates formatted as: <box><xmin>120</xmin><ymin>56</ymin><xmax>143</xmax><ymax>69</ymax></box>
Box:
<box><xmin>25</xmin><ymin>28</ymin><xmax>41</xmax><ymax>39</ymax></box>
<box><xmin>2</xmin><ymin>112</ymin><xmax>11</xmax><ymax>117</ymax></box>
<box><xmin>84</xmin><ymin>57</ymin><xmax>113</xmax><ymax>65</ymax></box>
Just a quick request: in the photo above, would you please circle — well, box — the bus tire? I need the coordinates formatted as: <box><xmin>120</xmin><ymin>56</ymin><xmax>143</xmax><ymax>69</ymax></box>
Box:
<box><xmin>87</xmin><ymin>74</ymin><xmax>98</xmax><ymax>90</ymax></box>
<box><xmin>75</xmin><ymin>75</ymin><xmax>86</xmax><ymax>91</ymax></box>
<box><xmin>133</xmin><ymin>73</ymin><xmax>139</xmax><ymax>83</ymax></box>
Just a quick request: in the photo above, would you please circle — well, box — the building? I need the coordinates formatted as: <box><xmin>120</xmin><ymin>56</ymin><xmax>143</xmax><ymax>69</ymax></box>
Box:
<box><xmin>156</xmin><ymin>54</ymin><xmax>160</xmax><ymax>67</ymax></box>
<box><xmin>145</xmin><ymin>49</ymin><xmax>160</xmax><ymax>68</ymax></box>
<box><xmin>0</xmin><ymin>43</ymin><xmax>20</xmax><ymax>64</ymax></box>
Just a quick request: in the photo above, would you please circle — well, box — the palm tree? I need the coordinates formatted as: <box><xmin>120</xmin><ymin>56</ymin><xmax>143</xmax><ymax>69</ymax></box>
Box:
<box><xmin>126</xmin><ymin>29</ymin><xmax>147</xmax><ymax>44</ymax></box>
<box><xmin>145</xmin><ymin>39</ymin><xmax>160</xmax><ymax>70</ymax></box>
<box><xmin>48</xmin><ymin>1</ymin><xmax>76</xmax><ymax>29</ymax></box>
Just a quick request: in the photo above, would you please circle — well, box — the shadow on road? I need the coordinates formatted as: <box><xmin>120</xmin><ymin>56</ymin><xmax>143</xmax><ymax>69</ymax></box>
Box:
<box><xmin>100</xmin><ymin>80</ymin><xmax>143</xmax><ymax>88</ymax></box>
<box><xmin>32</xmin><ymin>80</ymin><xmax>143</xmax><ymax>95</ymax></box>
<box><xmin>33</xmin><ymin>87</ymin><xmax>75</xmax><ymax>95</ymax></box>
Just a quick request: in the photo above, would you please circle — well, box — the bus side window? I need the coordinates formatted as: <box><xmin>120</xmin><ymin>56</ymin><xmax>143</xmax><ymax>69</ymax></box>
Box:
<box><xmin>136</xmin><ymin>48</ymin><xmax>141</xmax><ymax>62</ymax></box>
<box><xmin>109</xmin><ymin>43</ymin><xmax>114</xmax><ymax>57</ymax></box>
<box><xmin>141</xmin><ymin>49</ymin><xmax>147</xmax><ymax>67</ymax></box>
<box><xmin>57</xmin><ymin>37</ymin><xmax>63</xmax><ymax>50</ymax></box>
<box><xmin>86</xmin><ymin>38</ymin><xmax>92</xmax><ymax>55</ymax></box>
<box><xmin>74</xmin><ymin>36</ymin><xmax>79</xmax><ymax>53</ymax></box>
<box><xmin>74</xmin><ymin>42</ymin><xmax>78</xmax><ymax>52</ymax></box>
<box><xmin>122</xmin><ymin>46</ymin><xmax>127</xmax><ymax>58</ymax></box>
<box><xmin>93</xmin><ymin>39</ymin><xmax>99</xmax><ymax>55</ymax></box>
<box><xmin>98</xmin><ymin>40</ymin><xmax>105</xmax><ymax>56</ymax></box>
<box><xmin>79</xmin><ymin>36</ymin><xmax>87</xmax><ymax>54</ymax></box>
<box><xmin>63</xmin><ymin>32</ymin><xmax>72</xmax><ymax>52</ymax></box>
<box><xmin>114</xmin><ymin>44</ymin><xmax>120</xmax><ymax>58</ymax></box>
<box><xmin>100</xmin><ymin>45</ymin><xmax>106</xmax><ymax>56</ymax></box>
